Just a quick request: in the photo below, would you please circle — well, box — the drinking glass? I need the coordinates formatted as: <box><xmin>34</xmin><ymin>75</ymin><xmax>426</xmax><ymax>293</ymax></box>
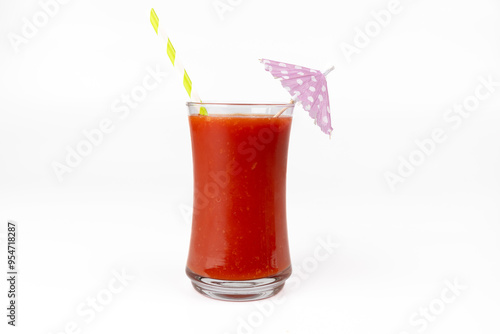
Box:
<box><xmin>185</xmin><ymin>102</ymin><xmax>294</xmax><ymax>301</ymax></box>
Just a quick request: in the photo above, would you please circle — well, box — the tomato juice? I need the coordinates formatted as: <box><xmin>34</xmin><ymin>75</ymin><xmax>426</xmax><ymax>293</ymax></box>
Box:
<box><xmin>187</xmin><ymin>114</ymin><xmax>293</xmax><ymax>281</ymax></box>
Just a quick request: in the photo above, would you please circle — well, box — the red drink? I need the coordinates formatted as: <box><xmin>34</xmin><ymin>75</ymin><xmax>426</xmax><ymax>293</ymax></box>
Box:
<box><xmin>185</xmin><ymin>103</ymin><xmax>294</xmax><ymax>301</ymax></box>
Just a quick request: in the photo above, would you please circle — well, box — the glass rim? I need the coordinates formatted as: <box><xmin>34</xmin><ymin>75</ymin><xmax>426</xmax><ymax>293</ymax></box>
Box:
<box><xmin>186</xmin><ymin>101</ymin><xmax>295</xmax><ymax>108</ymax></box>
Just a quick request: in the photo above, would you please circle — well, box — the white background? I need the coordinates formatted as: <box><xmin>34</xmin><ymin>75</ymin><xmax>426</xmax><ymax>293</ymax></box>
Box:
<box><xmin>1</xmin><ymin>0</ymin><xmax>499</xmax><ymax>333</ymax></box>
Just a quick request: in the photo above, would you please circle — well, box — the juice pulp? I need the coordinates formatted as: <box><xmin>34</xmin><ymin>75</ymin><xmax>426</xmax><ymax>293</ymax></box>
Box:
<box><xmin>187</xmin><ymin>114</ymin><xmax>292</xmax><ymax>280</ymax></box>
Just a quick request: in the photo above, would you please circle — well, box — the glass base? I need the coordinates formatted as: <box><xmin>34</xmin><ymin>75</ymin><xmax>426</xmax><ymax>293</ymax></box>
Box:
<box><xmin>186</xmin><ymin>266</ymin><xmax>292</xmax><ymax>302</ymax></box>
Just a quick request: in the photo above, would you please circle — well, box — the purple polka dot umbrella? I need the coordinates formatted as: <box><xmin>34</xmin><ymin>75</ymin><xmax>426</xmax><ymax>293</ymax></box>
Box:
<box><xmin>260</xmin><ymin>59</ymin><xmax>334</xmax><ymax>136</ymax></box>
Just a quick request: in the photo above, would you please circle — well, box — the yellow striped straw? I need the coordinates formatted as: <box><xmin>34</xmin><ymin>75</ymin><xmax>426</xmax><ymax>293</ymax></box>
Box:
<box><xmin>150</xmin><ymin>8</ymin><xmax>207</xmax><ymax>115</ymax></box>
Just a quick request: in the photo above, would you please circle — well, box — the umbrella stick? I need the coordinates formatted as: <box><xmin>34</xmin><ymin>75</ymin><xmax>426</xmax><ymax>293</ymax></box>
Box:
<box><xmin>273</xmin><ymin>99</ymin><xmax>295</xmax><ymax>118</ymax></box>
